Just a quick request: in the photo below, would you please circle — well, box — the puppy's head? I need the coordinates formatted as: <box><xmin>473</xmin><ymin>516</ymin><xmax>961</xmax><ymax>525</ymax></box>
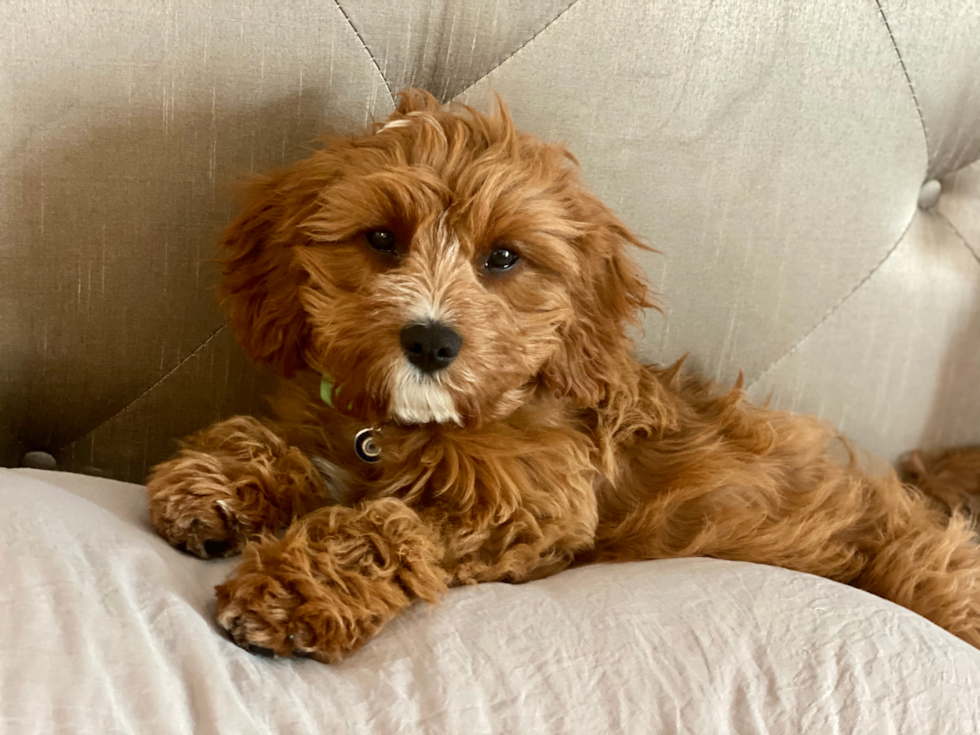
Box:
<box><xmin>220</xmin><ymin>89</ymin><xmax>651</xmax><ymax>427</ymax></box>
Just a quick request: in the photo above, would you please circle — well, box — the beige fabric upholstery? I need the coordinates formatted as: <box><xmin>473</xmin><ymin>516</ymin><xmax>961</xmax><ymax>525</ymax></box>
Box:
<box><xmin>1</xmin><ymin>0</ymin><xmax>978</xmax><ymax>482</ymax></box>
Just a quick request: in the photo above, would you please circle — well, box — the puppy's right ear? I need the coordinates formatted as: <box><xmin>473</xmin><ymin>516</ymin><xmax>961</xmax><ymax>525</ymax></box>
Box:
<box><xmin>218</xmin><ymin>165</ymin><xmax>322</xmax><ymax>377</ymax></box>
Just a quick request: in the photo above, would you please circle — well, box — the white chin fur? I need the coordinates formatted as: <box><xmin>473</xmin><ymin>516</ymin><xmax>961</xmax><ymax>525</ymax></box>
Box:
<box><xmin>389</xmin><ymin>364</ymin><xmax>462</xmax><ymax>425</ymax></box>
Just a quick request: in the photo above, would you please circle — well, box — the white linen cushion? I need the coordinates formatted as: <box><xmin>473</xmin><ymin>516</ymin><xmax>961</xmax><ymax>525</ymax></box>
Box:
<box><xmin>2</xmin><ymin>467</ymin><xmax>979</xmax><ymax>734</ymax></box>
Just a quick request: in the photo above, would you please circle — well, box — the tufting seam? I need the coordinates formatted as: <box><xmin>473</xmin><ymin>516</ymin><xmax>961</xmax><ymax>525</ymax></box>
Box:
<box><xmin>937</xmin><ymin>210</ymin><xmax>980</xmax><ymax>266</ymax></box>
<box><xmin>872</xmin><ymin>0</ymin><xmax>930</xmax><ymax>160</ymax></box>
<box><xmin>745</xmin><ymin>212</ymin><xmax>916</xmax><ymax>393</ymax></box>
<box><xmin>56</xmin><ymin>0</ymin><xmax>394</xmax><ymax>458</ymax></box>
<box><xmin>59</xmin><ymin>322</ymin><xmax>230</xmax><ymax>451</ymax></box>
<box><xmin>334</xmin><ymin>0</ymin><xmax>395</xmax><ymax>105</ymax></box>
<box><xmin>454</xmin><ymin>0</ymin><xmax>585</xmax><ymax>101</ymax></box>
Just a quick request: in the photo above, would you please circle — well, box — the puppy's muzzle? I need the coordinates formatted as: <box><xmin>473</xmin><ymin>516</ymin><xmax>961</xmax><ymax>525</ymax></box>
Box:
<box><xmin>400</xmin><ymin>321</ymin><xmax>462</xmax><ymax>374</ymax></box>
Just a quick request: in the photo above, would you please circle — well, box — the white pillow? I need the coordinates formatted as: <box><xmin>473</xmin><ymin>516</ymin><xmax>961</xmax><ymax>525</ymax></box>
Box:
<box><xmin>2</xmin><ymin>467</ymin><xmax>978</xmax><ymax>734</ymax></box>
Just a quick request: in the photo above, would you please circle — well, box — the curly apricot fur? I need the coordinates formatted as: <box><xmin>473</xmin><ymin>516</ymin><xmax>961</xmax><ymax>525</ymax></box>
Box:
<box><xmin>148</xmin><ymin>90</ymin><xmax>980</xmax><ymax>660</ymax></box>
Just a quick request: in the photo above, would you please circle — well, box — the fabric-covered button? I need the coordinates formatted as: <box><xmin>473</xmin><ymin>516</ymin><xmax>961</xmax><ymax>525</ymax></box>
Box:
<box><xmin>20</xmin><ymin>451</ymin><xmax>57</xmax><ymax>471</ymax></box>
<box><xmin>917</xmin><ymin>179</ymin><xmax>942</xmax><ymax>209</ymax></box>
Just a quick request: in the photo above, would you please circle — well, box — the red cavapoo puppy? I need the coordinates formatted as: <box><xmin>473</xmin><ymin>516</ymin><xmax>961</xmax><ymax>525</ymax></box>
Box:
<box><xmin>147</xmin><ymin>90</ymin><xmax>980</xmax><ymax>662</ymax></box>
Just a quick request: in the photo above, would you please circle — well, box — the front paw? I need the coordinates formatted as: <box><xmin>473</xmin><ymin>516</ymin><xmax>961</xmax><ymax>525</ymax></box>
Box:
<box><xmin>147</xmin><ymin>452</ymin><xmax>271</xmax><ymax>559</ymax></box>
<box><xmin>215</xmin><ymin>502</ymin><xmax>449</xmax><ymax>662</ymax></box>
<box><xmin>215</xmin><ymin>540</ymin><xmax>393</xmax><ymax>663</ymax></box>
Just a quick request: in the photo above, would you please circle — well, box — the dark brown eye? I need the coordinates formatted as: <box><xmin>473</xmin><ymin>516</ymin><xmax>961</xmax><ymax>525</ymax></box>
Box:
<box><xmin>485</xmin><ymin>247</ymin><xmax>520</xmax><ymax>272</ymax></box>
<box><xmin>365</xmin><ymin>229</ymin><xmax>397</xmax><ymax>254</ymax></box>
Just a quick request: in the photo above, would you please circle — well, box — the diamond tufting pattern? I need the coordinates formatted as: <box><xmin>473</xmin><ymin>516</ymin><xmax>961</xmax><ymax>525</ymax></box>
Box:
<box><xmin>1</xmin><ymin>0</ymin><xmax>978</xmax><ymax>482</ymax></box>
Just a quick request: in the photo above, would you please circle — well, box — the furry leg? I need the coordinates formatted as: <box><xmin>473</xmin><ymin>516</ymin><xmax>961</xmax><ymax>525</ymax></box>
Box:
<box><xmin>854</xmin><ymin>476</ymin><xmax>980</xmax><ymax>648</ymax></box>
<box><xmin>147</xmin><ymin>416</ymin><xmax>327</xmax><ymax>558</ymax></box>
<box><xmin>902</xmin><ymin>447</ymin><xmax>980</xmax><ymax>517</ymax></box>
<box><xmin>215</xmin><ymin>498</ymin><xmax>448</xmax><ymax>662</ymax></box>
<box><xmin>589</xmin><ymin>468</ymin><xmax>980</xmax><ymax>647</ymax></box>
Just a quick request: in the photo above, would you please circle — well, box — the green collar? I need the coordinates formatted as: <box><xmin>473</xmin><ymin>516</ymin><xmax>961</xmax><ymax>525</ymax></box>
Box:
<box><xmin>320</xmin><ymin>374</ymin><xmax>334</xmax><ymax>407</ymax></box>
<box><xmin>320</xmin><ymin>374</ymin><xmax>356</xmax><ymax>413</ymax></box>
<box><xmin>320</xmin><ymin>373</ymin><xmax>355</xmax><ymax>413</ymax></box>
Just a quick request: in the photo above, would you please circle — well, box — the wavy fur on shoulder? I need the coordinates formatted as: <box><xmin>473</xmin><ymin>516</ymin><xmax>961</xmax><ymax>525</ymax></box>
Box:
<box><xmin>146</xmin><ymin>90</ymin><xmax>980</xmax><ymax>662</ymax></box>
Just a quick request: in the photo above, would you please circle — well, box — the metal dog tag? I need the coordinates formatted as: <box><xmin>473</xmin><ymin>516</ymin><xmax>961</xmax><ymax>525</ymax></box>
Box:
<box><xmin>354</xmin><ymin>428</ymin><xmax>381</xmax><ymax>463</ymax></box>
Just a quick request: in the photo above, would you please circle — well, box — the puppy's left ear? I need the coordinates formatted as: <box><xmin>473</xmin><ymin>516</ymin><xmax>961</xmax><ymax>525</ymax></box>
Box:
<box><xmin>540</xmin><ymin>197</ymin><xmax>654</xmax><ymax>406</ymax></box>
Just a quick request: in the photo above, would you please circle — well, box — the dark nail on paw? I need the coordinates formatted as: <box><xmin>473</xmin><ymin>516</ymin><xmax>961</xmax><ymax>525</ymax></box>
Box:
<box><xmin>204</xmin><ymin>539</ymin><xmax>232</xmax><ymax>558</ymax></box>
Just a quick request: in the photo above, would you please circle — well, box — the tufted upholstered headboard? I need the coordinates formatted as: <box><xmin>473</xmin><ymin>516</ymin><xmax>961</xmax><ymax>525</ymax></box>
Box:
<box><xmin>2</xmin><ymin>1</ymin><xmax>978</xmax><ymax>483</ymax></box>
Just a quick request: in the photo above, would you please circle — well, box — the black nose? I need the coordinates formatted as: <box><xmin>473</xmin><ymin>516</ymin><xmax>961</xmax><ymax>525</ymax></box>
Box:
<box><xmin>400</xmin><ymin>322</ymin><xmax>462</xmax><ymax>374</ymax></box>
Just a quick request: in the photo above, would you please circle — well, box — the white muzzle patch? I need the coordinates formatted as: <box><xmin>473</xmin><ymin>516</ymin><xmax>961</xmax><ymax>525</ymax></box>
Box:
<box><xmin>389</xmin><ymin>363</ymin><xmax>462</xmax><ymax>425</ymax></box>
